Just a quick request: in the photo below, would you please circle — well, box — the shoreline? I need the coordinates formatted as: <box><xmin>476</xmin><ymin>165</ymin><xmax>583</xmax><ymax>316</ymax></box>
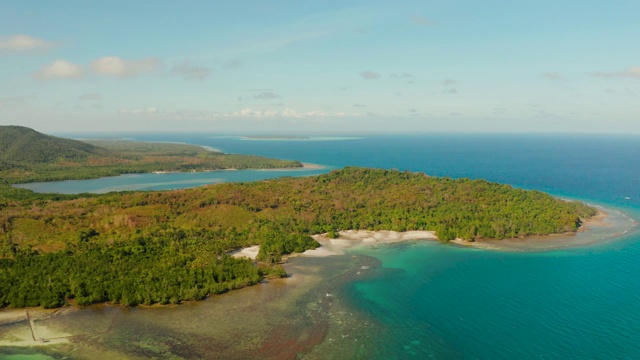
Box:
<box><xmin>148</xmin><ymin>162</ymin><xmax>325</xmax><ymax>175</ymax></box>
<box><xmin>302</xmin><ymin>230</ymin><xmax>438</xmax><ymax>257</ymax></box>
<box><xmin>300</xmin><ymin>206</ymin><xmax>636</xmax><ymax>255</ymax></box>
<box><xmin>449</xmin><ymin>207</ymin><xmax>636</xmax><ymax>251</ymax></box>
<box><xmin>234</xmin><ymin>207</ymin><xmax>636</xmax><ymax>261</ymax></box>
<box><xmin>1</xmin><ymin>207</ymin><xmax>634</xmax><ymax>351</ymax></box>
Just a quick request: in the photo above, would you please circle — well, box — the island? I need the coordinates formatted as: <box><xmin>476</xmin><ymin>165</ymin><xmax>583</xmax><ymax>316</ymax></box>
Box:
<box><xmin>0</xmin><ymin>126</ymin><xmax>303</xmax><ymax>186</ymax></box>
<box><xmin>0</xmin><ymin>165</ymin><xmax>596</xmax><ymax>309</ymax></box>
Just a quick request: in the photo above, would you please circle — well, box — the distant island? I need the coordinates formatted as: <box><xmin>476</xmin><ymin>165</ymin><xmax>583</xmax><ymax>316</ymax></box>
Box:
<box><xmin>0</xmin><ymin>126</ymin><xmax>302</xmax><ymax>185</ymax></box>
<box><xmin>0</xmin><ymin>166</ymin><xmax>596</xmax><ymax>309</ymax></box>
<box><xmin>235</xmin><ymin>135</ymin><xmax>363</xmax><ymax>141</ymax></box>
<box><xmin>240</xmin><ymin>135</ymin><xmax>312</xmax><ymax>140</ymax></box>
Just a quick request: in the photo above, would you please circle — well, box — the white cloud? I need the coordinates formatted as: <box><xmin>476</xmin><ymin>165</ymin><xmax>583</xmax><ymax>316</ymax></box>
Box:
<box><xmin>92</xmin><ymin>56</ymin><xmax>160</xmax><ymax>77</ymax></box>
<box><xmin>592</xmin><ymin>66</ymin><xmax>640</xmax><ymax>79</ymax></box>
<box><xmin>360</xmin><ymin>71</ymin><xmax>381</xmax><ymax>80</ymax></box>
<box><xmin>281</xmin><ymin>108</ymin><xmax>326</xmax><ymax>118</ymax></box>
<box><xmin>119</xmin><ymin>107</ymin><xmax>158</xmax><ymax>114</ymax></box>
<box><xmin>150</xmin><ymin>107</ymin><xmax>357</xmax><ymax>121</ymax></box>
<box><xmin>171</xmin><ymin>61</ymin><xmax>211</xmax><ymax>80</ymax></box>
<box><xmin>0</xmin><ymin>34</ymin><xmax>56</xmax><ymax>51</ymax></box>
<box><xmin>237</xmin><ymin>108</ymin><xmax>279</xmax><ymax>117</ymax></box>
<box><xmin>33</xmin><ymin>60</ymin><xmax>84</xmax><ymax>80</ymax></box>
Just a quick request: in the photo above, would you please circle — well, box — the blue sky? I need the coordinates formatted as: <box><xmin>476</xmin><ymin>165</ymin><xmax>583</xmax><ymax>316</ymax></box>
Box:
<box><xmin>0</xmin><ymin>0</ymin><xmax>639</xmax><ymax>133</ymax></box>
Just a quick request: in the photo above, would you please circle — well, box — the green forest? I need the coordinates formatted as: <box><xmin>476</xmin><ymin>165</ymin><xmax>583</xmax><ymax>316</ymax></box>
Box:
<box><xmin>0</xmin><ymin>126</ymin><xmax>302</xmax><ymax>184</ymax></box>
<box><xmin>0</xmin><ymin>167</ymin><xmax>596</xmax><ymax>308</ymax></box>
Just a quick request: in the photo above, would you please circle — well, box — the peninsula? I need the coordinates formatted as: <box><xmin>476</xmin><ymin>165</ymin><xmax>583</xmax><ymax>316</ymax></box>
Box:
<box><xmin>0</xmin><ymin>126</ymin><xmax>302</xmax><ymax>185</ymax></box>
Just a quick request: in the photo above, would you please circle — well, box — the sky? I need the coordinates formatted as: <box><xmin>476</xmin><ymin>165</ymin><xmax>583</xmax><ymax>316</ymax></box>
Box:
<box><xmin>0</xmin><ymin>0</ymin><xmax>639</xmax><ymax>134</ymax></box>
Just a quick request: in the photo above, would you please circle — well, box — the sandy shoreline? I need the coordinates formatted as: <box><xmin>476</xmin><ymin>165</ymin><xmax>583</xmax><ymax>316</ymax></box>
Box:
<box><xmin>232</xmin><ymin>207</ymin><xmax>635</xmax><ymax>259</ymax></box>
<box><xmin>151</xmin><ymin>162</ymin><xmax>325</xmax><ymax>175</ymax></box>
<box><xmin>303</xmin><ymin>230</ymin><xmax>438</xmax><ymax>257</ymax></box>
<box><xmin>449</xmin><ymin>208</ymin><xmax>636</xmax><ymax>251</ymax></box>
<box><xmin>251</xmin><ymin>162</ymin><xmax>326</xmax><ymax>172</ymax></box>
<box><xmin>230</xmin><ymin>245</ymin><xmax>260</xmax><ymax>260</ymax></box>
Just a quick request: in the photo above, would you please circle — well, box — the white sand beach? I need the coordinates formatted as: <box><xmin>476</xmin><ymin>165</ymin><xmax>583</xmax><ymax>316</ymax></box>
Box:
<box><xmin>303</xmin><ymin>230</ymin><xmax>438</xmax><ymax>257</ymax></box>
<box><xmin>230</xmin><ymin>245</ymin><xmax>260</xmax><ymax>260</ymax></box>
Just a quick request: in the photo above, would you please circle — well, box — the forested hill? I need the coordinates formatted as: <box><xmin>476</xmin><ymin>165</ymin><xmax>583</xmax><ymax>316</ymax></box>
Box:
<box><xmin>0</xmin><ymin>167</ymin><xmax>596</xmax><ymax>308</ymax></box>
<box><xmin>0</xmin><ymin>126</ymin><xmax>302</xmax><ymax>184</ymax></box>
<box><xmin>0</xmin><ymin>125</ymin><xmax>108</xmax><ymax>164</ymax></box>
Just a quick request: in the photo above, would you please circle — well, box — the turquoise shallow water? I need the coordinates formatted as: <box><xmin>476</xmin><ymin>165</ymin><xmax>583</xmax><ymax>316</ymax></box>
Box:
<box><xmin>9</xmin><ymin>133</ymin><xmax>640</xmax><ymax>359</ymax></box>
<box><xmin>344</xmin><ymin>235</ymin><xmax>640</xmax><ymax>359</ymax></box>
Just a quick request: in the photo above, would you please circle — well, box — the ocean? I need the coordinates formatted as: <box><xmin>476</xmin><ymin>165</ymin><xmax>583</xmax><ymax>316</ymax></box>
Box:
<box><xmin>4</xmin><ymin>133</ymin><xmax>640</xmax><ymax>359</ymax></box>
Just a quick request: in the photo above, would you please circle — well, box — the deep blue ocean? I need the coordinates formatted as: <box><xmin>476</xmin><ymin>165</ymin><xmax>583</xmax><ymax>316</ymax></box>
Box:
<box><xmin>29</xmin><ymin>133</ymin><xmax>640</xmax><ymax>358</ymax></box>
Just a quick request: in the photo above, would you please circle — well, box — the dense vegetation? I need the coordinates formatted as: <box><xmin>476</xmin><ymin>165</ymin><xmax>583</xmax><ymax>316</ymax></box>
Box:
<box><xmin>0</xmin><ymin>125</ymin><xmax>109</xmax><ymax>164</ymax></box>
<box><xmin>0</xmin><ymin>233</ymin><xmax>286</xmax><ymax>308</ymax></box>
<box><xmin>0</xmin><ymin>126</ymin><xmax>302</xmax><ymax>184</ymax></box>
<box><xmin>0</xmin><ymin>167</ymin><xmax>596</xmax><ymax>308</ymax></box>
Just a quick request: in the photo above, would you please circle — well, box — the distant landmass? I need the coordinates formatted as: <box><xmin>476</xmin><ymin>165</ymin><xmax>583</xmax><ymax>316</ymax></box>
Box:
<box><xmin>0</xmin><ymin>126</ymin><xmax>302</xmax><ymax>184</ymax></box>
<box><xmin>240</xmin><ymin>135</ymin><xmax>312</xmax><ymax>140</ymax></box>
<box><xmin>0</xmin><ymin>125</ymin><xmax>109</xmax><ymax>164</ymax></box>
<box><xmin>0</xmin><ymin>167</ymin><xmax>596</xmax><ymax>308</ymax></box>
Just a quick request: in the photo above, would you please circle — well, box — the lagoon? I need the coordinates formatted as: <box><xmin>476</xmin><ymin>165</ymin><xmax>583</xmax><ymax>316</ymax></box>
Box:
<box><xmin>14</xmin><ymin>166</ymin><xmax>331</xmax><ymax>194</ymax></box>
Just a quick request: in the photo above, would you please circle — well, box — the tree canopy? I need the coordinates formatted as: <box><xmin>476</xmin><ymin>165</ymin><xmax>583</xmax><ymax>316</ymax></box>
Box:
<box><xmin>0</xmin><ymin>167</ymin><xmax>596</xmax><ymax>308</ymax></box>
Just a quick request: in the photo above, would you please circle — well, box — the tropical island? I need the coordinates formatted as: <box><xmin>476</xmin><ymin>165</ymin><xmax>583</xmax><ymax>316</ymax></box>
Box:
<box><xmin>0</xmin><ymin>146</ymin><xmax>597</xmax><ymax>309</ymax></box>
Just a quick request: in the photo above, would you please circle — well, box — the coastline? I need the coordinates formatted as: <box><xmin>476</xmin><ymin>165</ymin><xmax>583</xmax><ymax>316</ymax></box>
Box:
<box><xmin>303</xmin><ymin>230</ymin><xmax>438</xmax><ymax>257</ymax></box>
<box><xmin>147</xmin><ymin>162</ymin><xmax>325</xmax><ymax>175</ymax></box>
<box><xmin>0</xmin><ymin>253</ymin><xmax>360</xmax><ymax>358</ymax></box>
<box><xmin>449</xmin><ymin>208</ymin><xmax>636</xmax><ymax>251</ymax></box>
<box><xmin>1</xmin><ymin>207</ymin><xmax>635</xmax><ymax>354</ymax></box>
<box><xmin>302</xmin><ymin>206</ymin><xmax>636</xmax><ymax>255</ymax></box>
<box><xmin>235</xmin><ymin>206</ymin><xmax>636</xmax><ymax>261</ymax></box>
